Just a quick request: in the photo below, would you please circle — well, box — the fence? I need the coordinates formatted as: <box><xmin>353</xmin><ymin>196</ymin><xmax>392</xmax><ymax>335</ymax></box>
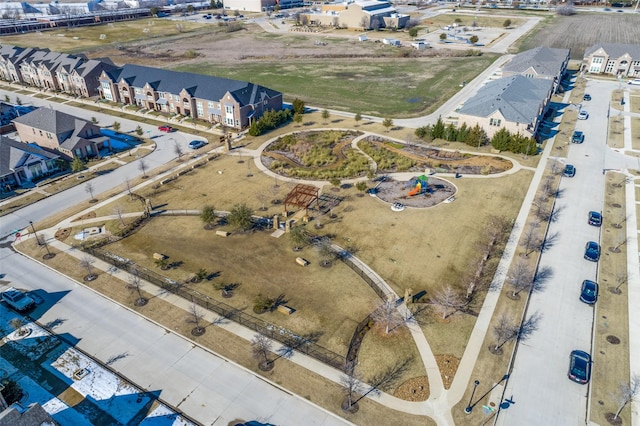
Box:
<box><xmin>86</xmin><ymin>246</ymin><xmax>347</xmax><ymax>372</ymax></box>
<box><xmin>340</xmin><ymin>256</ymin><xmax>388</xmax><ymax>300</ymax></box>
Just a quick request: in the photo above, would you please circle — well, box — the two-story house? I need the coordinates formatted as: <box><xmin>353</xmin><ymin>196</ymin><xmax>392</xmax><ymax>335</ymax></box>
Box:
<box><xmin>501</xmin><ymin>46</ymin><xmax>570</xmax><ymax>93</ymax></box>
<box><xmin>583</xmin><ymin>43</ymin><xmax>640</xmax><ymax>78</ymax></box>
<box><xmin>0</xmin><ymin>136</ymin><xmax>64</xmax><ymax>190</ymax></box>
<box><xmin>98</xmin><ymin>64</ymin><xmax>283</xmax><ymax>130</ymax></box>
<box><xmin>13</xmin><ymin>107</ymin><xmax>110</xmax><ymax>159</ymax></box>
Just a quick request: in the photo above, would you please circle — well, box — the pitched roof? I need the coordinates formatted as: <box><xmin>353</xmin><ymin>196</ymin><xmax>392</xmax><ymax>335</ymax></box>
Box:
<box><xmin>584</xmin><ymin>43</ymin><xmax>640</xmax><ymax>59</ymax></box>
<box><xmin>0</xmin><ymin>136</ymin><xmax>59</xmax><ymax>176</ymax></box>
<box><xmin>503</xmin><ymin>46</ymin><xmax>569</xmax><ymax>78</ymax></box>
<box><xmin>13</xmin><ymin>107</ymin><xmax>88</xmax><ymax>135</ymax></box>
<box><xmin>458</xmin><ymin>75</ymin><xmax>553</xmax><ymax>124</ymax></box>
<box><xmin>104</xmin><ymin>64</ymin><xmax>282</xmax><ymax>107</ymax></box>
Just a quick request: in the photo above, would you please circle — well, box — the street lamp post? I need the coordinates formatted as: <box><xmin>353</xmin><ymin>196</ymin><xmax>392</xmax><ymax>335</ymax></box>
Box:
<box><xmin>465</xmin><ymin>374</ymin><xmax>510</xmax><ymax>414</ymax></box>
<box><xmin>465</xmin><ymin>380</ymin><xmax>480</xmax><ymax>413</ymax></box>
<box><xmin>29</xmin><ymin>221</ymin><xmax>41</xmax><ymax>246</ymax></box>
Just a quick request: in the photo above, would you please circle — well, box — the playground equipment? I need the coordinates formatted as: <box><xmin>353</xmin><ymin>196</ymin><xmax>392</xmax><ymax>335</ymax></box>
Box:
<box><xmin>408</xmin><ymin>175</ymin><xmax>429</xmax><ymax>196</ymax></box>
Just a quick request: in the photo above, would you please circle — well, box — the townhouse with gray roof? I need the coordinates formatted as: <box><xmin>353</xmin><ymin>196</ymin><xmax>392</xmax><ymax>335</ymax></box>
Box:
<box><xmin>0</xmin><ymin>44</ymin><xmax>116</xmax><ymax>97</ymax></box>
<box><xmin>0</xmin><ymin>136</ymin><xmax>64</xmax><ymax>191</ymax></box>
<box><xmin>583</xmin><ymin>43</ymin><xmax>640</xmax><ymax>78</ymax></box>
<box><xmin>457</xmin><ymin>75</ymin><xmax>554</xmax><ymax>139</ymax></box>
<box><xmin>502</xmin><ymin>46</ymin><xmax>570</xmax><ymax>92</ymax></box>
<box><xmin>13</xmin><ymin>107</ymin><xmax>109</xmax><ymax>159</ymax></box>
<box><xmin>98</xmin><ymin>64</ymin><xmax>283</xmax><ymax>130</ymax></box>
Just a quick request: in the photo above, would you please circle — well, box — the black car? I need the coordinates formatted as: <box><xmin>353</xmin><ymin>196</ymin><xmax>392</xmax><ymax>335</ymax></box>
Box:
<box><xmin>563</xmin><ymin>164</ymin><xmax>576</xmax><ymax>178</ymax></box>
<box><xmin>580</xmin><ymin>280</ymin><xmax>599</xmax><ymax>304</ymax></box>
<box><xmin>584</xmin><ymin>241</ymin><xmax>600</xmax><ymax>262</ymax></box>
<box><xmin>588</xmin><ymin>211</ymin><xmax>602</xmax><ymax>227</ymax></box>
<box><xmin>583</xmin><ymin>93</ymin><xmax>592</xmax><ymax>101</ymax></box>
<box><xmin>568</xmin><ymin>350</ymin><xmax>592</xmax><ymax>384</ymax></box>
<box><xmin>571</xmin><ymin>131</ymin><xmax>585</xmax><ymax>144</ymax></box>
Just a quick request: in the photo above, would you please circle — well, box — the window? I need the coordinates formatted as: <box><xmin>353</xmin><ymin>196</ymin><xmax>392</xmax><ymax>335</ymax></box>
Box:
<box><xmin>225</xmin><ymin>105</ymin><xmax>233</xmax><ymax>114</ymax></box>
<box><xmin>208</xmin><ymin>101</ymin><xmax>215</xmax><ymax>109</ymax></box>
<box><xmin>197</xmin><ymin>102</ymin><xmax>204</xmax><ymax>116</ymax></box>
<box><xmin>489</xmin><ymin>118</ymin><xmax>501</xmax><ymax>127</ymax></box>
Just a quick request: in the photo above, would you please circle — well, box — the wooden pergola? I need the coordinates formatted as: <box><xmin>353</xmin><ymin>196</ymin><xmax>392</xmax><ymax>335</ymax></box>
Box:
<box><xmin>283</xmin><ymin>184</ymin><xmax>320</xmax><ymax>214</ymax></box>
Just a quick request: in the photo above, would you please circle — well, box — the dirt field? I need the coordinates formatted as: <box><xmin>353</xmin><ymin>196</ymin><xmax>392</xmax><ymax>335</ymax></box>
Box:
<box><xmin>516</xmin><ymin>13</ymin><xmax>640</xmax><ymax>59</ymax></box>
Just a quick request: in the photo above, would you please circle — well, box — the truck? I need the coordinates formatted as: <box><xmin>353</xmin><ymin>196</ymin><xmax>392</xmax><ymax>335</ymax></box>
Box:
<box><xmin>1</xmin><ymin>287</ymin><xmax>36</xmax><ymax>312</ymax></box>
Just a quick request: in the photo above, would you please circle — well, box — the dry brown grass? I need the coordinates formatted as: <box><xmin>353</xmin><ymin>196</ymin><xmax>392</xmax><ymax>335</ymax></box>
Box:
<box><xmin>16</xmin><ymin>241</ymin><xmax>434</xmax><ymax>425</ymax></box>
<box><xmin>516</xmin><ymin>13</ymin><xmax>640</xmax><ymax>59</ymax></box>
<box><xmin>589</xmin><ymin>172</ymin><xmax>632</xmax><ymax>425</ymax></box>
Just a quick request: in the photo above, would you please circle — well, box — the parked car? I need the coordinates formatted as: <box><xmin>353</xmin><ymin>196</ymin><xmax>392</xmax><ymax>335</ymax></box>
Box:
<box><xmin>584</xmin><ymin>241</ymin><xmax>601</xmax><ymax>262</ymax></box>
<box><xmin>1</xmin><ymin>287</ymin><xmax>36</xmax><ymax>312</ymax></box>
<box><xmin>588</xmin><ymin>211</ymin><xmax>602</xmax><ymax>227</ymax></box>
<box><xmin>571</xmin><ymin>131</ymin><xmax>585</xmax><ymax>144</ymax></box>
<box><xmin>578</xmin><ymin>110</ymin><xmax>589</xmax><ymax>120</ymax></box>
<box><xmin>158</xmin><ymin>125</ymin><xmax>174</xmax><ymax>132</ymax></box>
<box><xmin>629</xmin><ymin>79</ymin><xmax>640</xmax><ymax>85</ymax></box>
<box><xmin>188</xmin><ymin>140</ymin><xmax>206</xmax><ymax>149</ymax></box>
<box><xmin>568</xmin><ymin>350</ymin><xmax>592</xmax><ymax>384</ymax></box>
<box><xmin>563</xmin><ymin>164</ymin><xmax>576</xmax><ymax>177</ymax></box>
<box><xmin>580</xmin><ymin>280</ymin><xmax>599</xmax><ymax>304</ymax></box>
<box><xmin>583</xmin><ymin>93</ymin><xmax>591</xmax><ymax>101</ymax></box>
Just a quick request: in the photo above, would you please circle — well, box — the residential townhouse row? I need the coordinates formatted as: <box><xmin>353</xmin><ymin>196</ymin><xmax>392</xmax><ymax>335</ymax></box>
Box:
<box><xmin>0</xmin><ymin>44</ymin><xmax>284</xmax><ymax>131</ymax></box>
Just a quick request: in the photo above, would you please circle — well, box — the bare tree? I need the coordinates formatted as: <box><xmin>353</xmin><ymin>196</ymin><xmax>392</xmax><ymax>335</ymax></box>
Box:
<box><xmin>173</xmin><ymin>140</ymin><xmax>184</xmax><ymax>161</ymax></box>
<box><xmin>611</xmin><ymin>237</ymin><xmax>627</xmax><ymax>253</ymax></box>
<box><xmin>352</xmin><ymin>357</ymin><xmax>413</xmax><ymax>405</ymax></box>
<box><xmin>9</xmin><ymin>318</ymin><xmax>27</xmax><ymax>336</ymax></box>
<box><xmin>506</xmin><ymin>259</ymin><xmax>533</xmax><ymax>298</ymax></box>
<box><xmin>430</xmin><ymin>285</ymin><xmax>464</xmax><ymax>319</ymax></box>
<box><xmin>85</xmin><ymin>182</ymin><xmax>95</xmax><ymax>202</ymax></box>
<box><xmin>138</xmin><ymin>158</ymin><xmax>148</xmax><ymax>178</ymax></box>
<box><xmin>491</xmin><ymin>312</ymin><xmax>518</xmax><ymax>353</ymax></box>
<box><xmin>125</xmin><ymin>178</ymin><xmax>133</xmax><ymax>200</ymax></box>
<box><xmin>114</xmin><ymin>205</ymin><xmax>126</xmax><ymax>227</ymax></box>
<box><xmin>538</xmin><ymin>205</ymin><xmax>564</xmax><ymax>223</ymax></box>
<box><xmin>372</xmin><ymin>298</ymin><xmax>403</xmax><ymax>334</ymax></box>
<box><xmin>251</xmin><ymin>333</ymin><xmax>273</xmax><ymax>370</ymax></box>
<box><xmin>315</xmin><ymin>237</ymin><xmax>335</xmax><ymax>266</ymax></box>
<box><xmin>520</xmin><ymin>224</ymin><xmax>541</xmax><ymax>257</ymax></box>
<box><xmin>340</xmin><ymin>361</ymin><xmax>364</xmax><ymax>412</ymax></box>
<box><xmin>612</xmin><ymin>374</ymin><xmax>640</xmax><ymax>420</ymax></box>
<box><xmin>126</xmin><ymin>270</ymin><xmax>148</xmax><ymax>306</ymax></box>
<box><xmin>256</xmin><ymin>192</ymin><xmax>269</xmax><ymax>211</ymax></box>
<box><xmin>538</xmin><ymin>231</ymin><xmax>559</xmax><ymax>253</ymax></box>
<box><xmin>613</xmin><ymin>214</ymin><xmax>627</xmax><ymax>229</ymax></box>
<box><xmin>611</xmin><ymin>272</ymin><xmax>628</xmax><ymax>294</ymax></box>
<box><xmin>186</xmin><ymin>303</ymin><xmax>205</xmax><ymax>335</ymax></box>
<box><xmin>79</xmin><ymin>256</ymin><xmax>97</xmax><ymax>281</ymax></box>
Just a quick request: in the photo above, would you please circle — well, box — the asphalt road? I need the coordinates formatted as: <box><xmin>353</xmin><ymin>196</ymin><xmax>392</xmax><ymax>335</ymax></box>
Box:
<box><xmin>0</xmin><ymin>89</ymin><xmax>196</xmax><ymax>239</ymax></box>
<box><xmin>0</xmin><ymin>89</ymin><xmax>350</xmax><ymax>425</ymax></box>
<box><xmin>496</xmin><ymin>79</ymin><xmax>628</xmax><ymax>425</ymax></box>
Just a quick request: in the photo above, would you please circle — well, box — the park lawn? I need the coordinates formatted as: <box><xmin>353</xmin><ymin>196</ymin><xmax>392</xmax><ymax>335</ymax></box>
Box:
<box><xmin>0</xmin><ymin>18</ymin><xmax>208</xmax><ymax>53</ymax></box>
<box><xmin>15</xmin><ymin>242</ymin><xmax>434</xmax><ymax>425</ymax></box>
<box><xmin>589</xmin><ymin>172</ymin><xmax>632</xmax><ymax>425</ymax></box>
<box><xmin>173</xmin><ymin>55</ymin><xmax>499</xmax><ymax>118</ymax></box>
<box><xmin>0</xmin><ymin>192</ymin><xmax>47</xmax><ymax>216</ymax></box>
<box><xmin>419</xmin><ymin>13</ymin><xmax>525</xmax><ymax>29</ymax></box>
<box><xmin>631</xmin><ymin>114</ymin><xmax>640</xmax><ymax>151</ymax></box>
<box><xmin>104</xmin><ymin>216</ymin><xmax>382</xmax><ymax>356</ymax></box>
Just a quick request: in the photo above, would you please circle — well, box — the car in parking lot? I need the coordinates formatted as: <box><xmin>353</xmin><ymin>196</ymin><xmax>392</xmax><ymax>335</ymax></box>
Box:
<box><xmin>580</xmin><ymin>280</ymin><xmax>599</xmax><ymax>304</ymax></box>
<box><xmin>158</xmin><ymin>125</ymin><xmax>174</xmax><ymax>132</ymax></box>
<box><xmin>588</xmin><ymin>211</ymin><xmax>602</xmax><ymax>227</ymax></box>
<box><xmin>1</xmin><ymin>287</ymin><xmax>36</xmax><ymax>312</ymax></box>
<box><xmin>583</xmin><ymin>93</ymin><xmax>591</xmax><ymax>101</ymax></box>
<box><xmin>578</xmin><ymin>110</ymin><xmax>589</xmax><ymax>120</ymax></box>
<box><xmin>188</xmin><ymin>140</ymin><xmax>207</xmax><ymax>149</ymax></box>
<box><xmin>584</xmin><ymin>241</ymin><xmax>600</xmax><ymax>262</ymax></box>
<box><xmin>571</xmin><ymin>130</ymin><xmax>585</xmax><ymax>144</ymax></box>
<box><xmin>563</xmin><ymin>164</ymin><xmax>576</xmax><ymax>177</ymax></box>
<box><xmin>568</xmin><ymin>350</ymin><xmax>592</xmax><ymax>384</ymax></box>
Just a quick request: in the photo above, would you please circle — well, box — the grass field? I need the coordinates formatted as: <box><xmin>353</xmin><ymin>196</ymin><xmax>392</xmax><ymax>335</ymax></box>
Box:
<box><xmin>515</xmin><ymin>13</ymin><xmax>640</xmax><ymax>58</ymax></box>
<box><xmin>589</xmin><ymin>172</ymin><xmax>632</xmax><ymax>425</ymax></box>
<box><xmin>0</xmin><ymin>18</ymin><xmax>209</xmax><ymax>54</ymax></box>
<box><xmin>174</xmin><ymin>55</ymin><xmax>499</xmax><ymax>117</ymax></box>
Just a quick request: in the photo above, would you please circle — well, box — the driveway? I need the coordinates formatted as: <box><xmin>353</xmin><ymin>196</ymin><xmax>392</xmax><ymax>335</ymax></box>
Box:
<box><xmin>495</xmin><ymin>79</ymin><xmax>615</xmax><ymax>425</ymax></box>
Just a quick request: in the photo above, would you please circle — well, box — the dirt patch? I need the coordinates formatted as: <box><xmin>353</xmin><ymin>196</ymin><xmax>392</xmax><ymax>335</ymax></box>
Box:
<box><xmin>394</xmin><ymin>376</ymin><xmax>429</xmax><ymax>401</ymax></box>
<box><xmin>55</xmin><ymin>228</ymin><xmax>71</xmax><ymax>241</ymax></box>
<box><xmin>71</xmin><ymin>211</ymin><xmax>97</xmax><ymax>222</ymax></box>
<box><xmin>374</xmin><ymin>177</ymin><xmax>456</xmax><ymax>208</ymax></box>
<box><xmin>435</xmin><ymin>354</ymin><xmax>460</xmax><ymax>390</ymax></box>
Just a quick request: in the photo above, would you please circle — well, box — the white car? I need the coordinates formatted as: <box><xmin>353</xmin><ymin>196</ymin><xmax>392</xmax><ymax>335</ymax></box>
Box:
<box><xmin>1</xmin><ymin>287</ymin><xmax>36</xmax><ymax>312</ymax></box>
<box><xmin>578</xmin><ymin>110</ymin><xmax>589</xmax><ymax>120</ymax></box>
<box><xmin>628</xmin><ymin>79</ymin><xmax>640</xmax><ymax>86</ymax></box>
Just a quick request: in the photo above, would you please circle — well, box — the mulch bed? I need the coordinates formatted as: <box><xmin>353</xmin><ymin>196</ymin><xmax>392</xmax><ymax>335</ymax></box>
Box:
<box><xmin>374</xmin><ymin>177</ymin><xmax>456</xmax><ymax>208</ymax></box>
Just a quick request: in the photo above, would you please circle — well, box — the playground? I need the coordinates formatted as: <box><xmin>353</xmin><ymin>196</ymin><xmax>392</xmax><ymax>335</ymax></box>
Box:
<box><xmin>372</xmin><ymin>175</ymin><xmax>457</xmax><ymax>209</ymax></box>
